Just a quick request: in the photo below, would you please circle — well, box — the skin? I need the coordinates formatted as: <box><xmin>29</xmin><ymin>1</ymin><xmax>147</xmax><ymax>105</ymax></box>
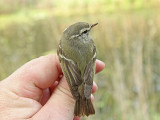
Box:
<box><xmin>0</xmin><ymin>54</ymin><xmax>105</xmax><ymax>120</ymax></box>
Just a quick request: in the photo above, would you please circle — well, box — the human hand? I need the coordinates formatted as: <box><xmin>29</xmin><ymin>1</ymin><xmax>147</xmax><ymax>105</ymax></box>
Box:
<box><xmin>0</xmin><ymin>54</ymin><xmax>105</xmax><ymax>120</ymax></box>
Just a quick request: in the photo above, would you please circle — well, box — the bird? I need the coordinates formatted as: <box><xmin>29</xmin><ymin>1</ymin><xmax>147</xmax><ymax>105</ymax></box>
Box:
<box><xmin>57</xmin><ymin>22</ymin><xmax>98</xmax><ymax>117</ymax></box>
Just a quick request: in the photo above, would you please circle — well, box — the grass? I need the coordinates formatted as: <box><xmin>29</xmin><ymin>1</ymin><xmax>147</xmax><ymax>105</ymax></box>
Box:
<box><xmin>0</xmin><ymin>0</ymin><xmax>160</xmax><ymax>120</ymax></box>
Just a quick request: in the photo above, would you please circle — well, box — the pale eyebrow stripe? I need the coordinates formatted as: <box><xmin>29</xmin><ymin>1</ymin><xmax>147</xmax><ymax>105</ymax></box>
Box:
<box><xmin>70</xmin><ymin>27</ymin><xmax>90</xmax><ymax>39</ymax></box>
<box><xmin>80</xmin><ymin>27</ymin><xmax>90</xmax><ymax>33</ymax></box>
<box><xmin>70</xmin><ymin>34</ymin><xmax>80</xmax><ymax>39</ymax></box>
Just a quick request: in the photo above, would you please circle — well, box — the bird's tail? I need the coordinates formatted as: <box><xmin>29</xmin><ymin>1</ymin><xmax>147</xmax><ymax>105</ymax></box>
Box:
<box><xmin>74</xmin><ymin>97</ymin><xmax>95</xmax><ymax>116</ymax></box>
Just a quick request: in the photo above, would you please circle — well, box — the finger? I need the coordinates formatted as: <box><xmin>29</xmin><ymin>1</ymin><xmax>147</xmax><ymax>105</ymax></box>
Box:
<box><xmin>95</xmin><ymin>59</ymin><xmax>105</xmax><ymax>73</ymax></box>
<box><xmin>40</xmin><ymin>80</ymin><xmax>60</xmax><ymax>105</ymax></box>
<box><xmin>49</xmin><ymin>81</ymin><xmax>59</xmax><ymax>93</ymax></box>
<box><xmin>40</xmin><ymin>88</ymin><xmax>51</xmax><ymax>105</ymax></box>
<box><xmin>4</xmin><ymin>54</ymin><xmax>62</xmax><ymax>101</ymax></box>
<box><xmin>74</xmin><ymin>116</ymin><xmax>81</xmax><ymax>120</ymax></box>
<box><xmin>92</xmin><ymin>81</ymin><xmax>98</xmax><ymax>93</ymax></box>
<box><xmin>91</xmin><ymin>94</ymin><xmax>94</xmax><ymax>101</ymax></box>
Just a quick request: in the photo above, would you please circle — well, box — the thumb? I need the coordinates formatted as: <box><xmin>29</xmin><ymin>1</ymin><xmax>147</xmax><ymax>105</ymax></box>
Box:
<box><xmin>0</xmin><ymin>54</ymin><xmax>62</xmax><ymax>119</ymax></box>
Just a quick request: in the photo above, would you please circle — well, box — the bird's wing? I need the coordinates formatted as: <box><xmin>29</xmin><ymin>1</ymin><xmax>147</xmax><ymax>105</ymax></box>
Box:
<box><xmin>84</xmin><ymin>45</ymin><xmax>96</xmax><ymax>99</ymax></box>
<box><xmin>57</xmin><ymin>44</ymin><xmax>82</xmax><ymax>100</ymax></box>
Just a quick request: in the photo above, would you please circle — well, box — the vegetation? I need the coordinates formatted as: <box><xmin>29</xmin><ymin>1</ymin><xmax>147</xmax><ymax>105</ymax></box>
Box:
<box><xmin>0</xmin><ymin>0</ymin><xmax>160</xmax><ymax>119</ymax></box>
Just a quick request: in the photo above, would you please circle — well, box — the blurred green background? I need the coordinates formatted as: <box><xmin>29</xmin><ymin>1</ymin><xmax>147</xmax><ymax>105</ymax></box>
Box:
<box><xmin>0</xmin><ymin>0</ymin><xmax>160</xmax><ymax>120</ymax></box>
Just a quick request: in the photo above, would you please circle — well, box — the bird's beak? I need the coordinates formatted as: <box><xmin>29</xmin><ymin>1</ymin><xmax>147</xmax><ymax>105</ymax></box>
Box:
<box><xmin>90</xmin><ymin>23</ymin><xmax>98</xmax><ymax>29</ymax></box>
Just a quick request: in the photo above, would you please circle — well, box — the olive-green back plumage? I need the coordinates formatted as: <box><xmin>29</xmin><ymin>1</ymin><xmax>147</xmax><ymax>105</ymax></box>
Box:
<box><xmin>58</xmin><ymin>22</ymin><xmax>97</xmax><ymax>117</ymax></box>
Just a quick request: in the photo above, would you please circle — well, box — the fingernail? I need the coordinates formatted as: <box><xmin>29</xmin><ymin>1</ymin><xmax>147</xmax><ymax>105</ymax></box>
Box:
<box><xmin>74</xmin><ymin>116</ymin><xmax>80</xmax><ymax>120</ymax></box>
<box><xmin>91</xmin><ymin>94</ymin><xmax>94</xmax><ymax>101</ymax></box>
<box><xmin>96</xmin><ymin>59</ymin><xmax>105</xmax><ymax>66</ymax></box>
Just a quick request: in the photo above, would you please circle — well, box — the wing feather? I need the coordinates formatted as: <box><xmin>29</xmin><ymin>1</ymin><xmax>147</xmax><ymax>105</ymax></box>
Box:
<box><xmin>58</xmin><ymin>43</ymin><xmax>96</xmax><ymax>100</ymax></box>
<box><xmin>58</xmin><ymin>44</ymin><xmax>83</xmax><ymax>100</ymax></box>
<box><xmin>84</xmin><ymin>46</ymin><xmax>96</xmax><ymax>99</ymax></box>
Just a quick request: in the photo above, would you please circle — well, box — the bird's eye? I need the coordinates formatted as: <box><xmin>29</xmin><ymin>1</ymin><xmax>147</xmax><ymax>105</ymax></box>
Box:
<box><xmin>82</xmin><ymin>30</ymin><xmax>88</xmax><ymax>34</ymax></box>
